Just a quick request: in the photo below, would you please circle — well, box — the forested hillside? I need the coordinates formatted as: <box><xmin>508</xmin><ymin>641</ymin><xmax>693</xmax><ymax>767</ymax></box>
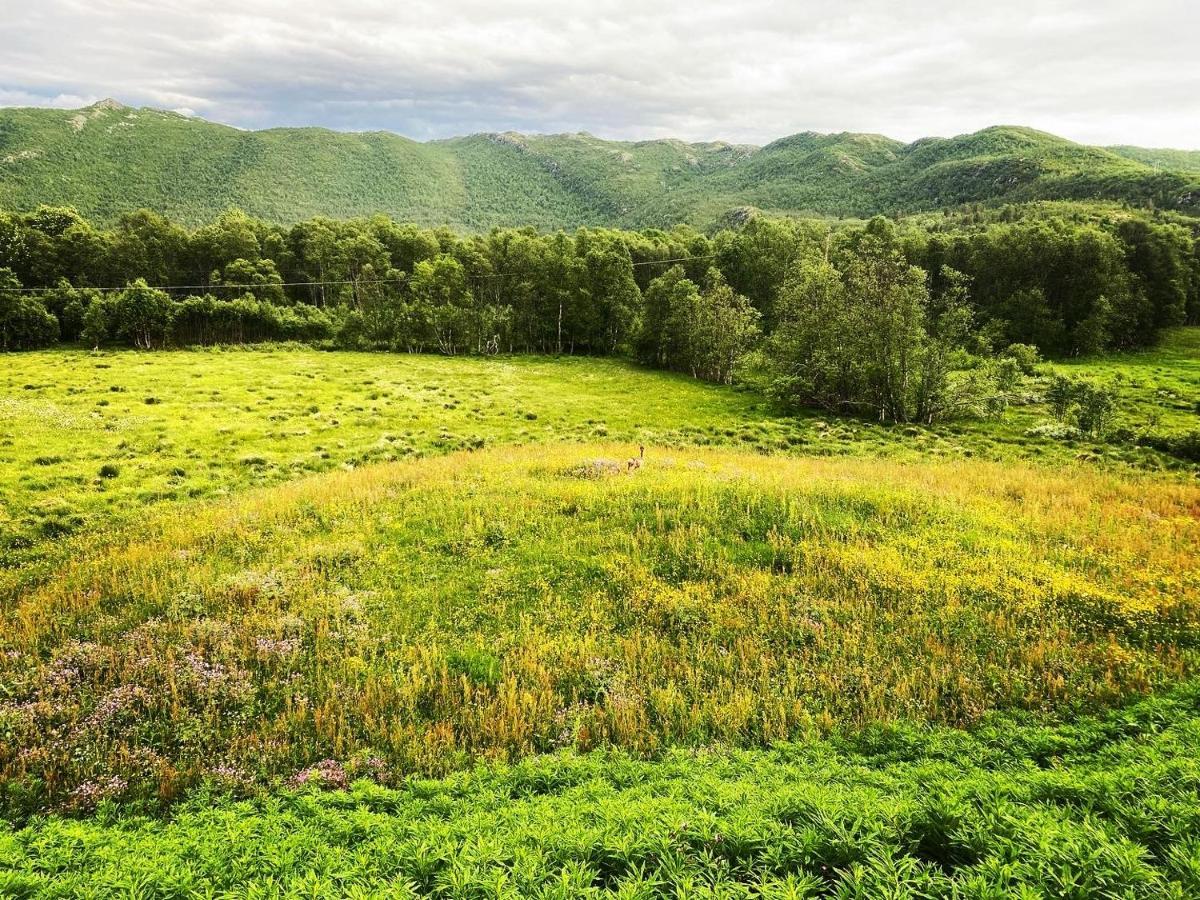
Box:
<box><xmin>1109</xmin><ymin>144</ymin><xmax>1200</xmax><ymax>174</ymax></box>
<box><xmin>1</xmin><ymin>100</ymin><xmax>1197</xmax><ymax>228</ymax></box>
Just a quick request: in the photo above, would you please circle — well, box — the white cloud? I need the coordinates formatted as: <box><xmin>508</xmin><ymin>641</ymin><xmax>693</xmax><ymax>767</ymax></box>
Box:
<box><xmin>0</xmin><ymin>0</ymin><xmax>1197</xmax><ymax>147</ymax></box>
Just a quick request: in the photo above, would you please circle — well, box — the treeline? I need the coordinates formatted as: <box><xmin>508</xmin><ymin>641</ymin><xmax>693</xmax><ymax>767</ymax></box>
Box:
<box><xmin>1</xmin><ymin>204</ymin><xmax>1198</xmax><ymax>415</ymax></box>
<box><xmin>907</xmin><ymin>214</ymin><xmax>1200</xmax><ymax>354</ymax></box>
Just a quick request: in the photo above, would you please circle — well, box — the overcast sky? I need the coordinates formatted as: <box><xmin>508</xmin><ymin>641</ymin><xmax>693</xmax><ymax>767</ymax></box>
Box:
<box><xmin>2</xmin><ymin>0</ymin><xmax>1198</xmax><ymax>148</ymax></box>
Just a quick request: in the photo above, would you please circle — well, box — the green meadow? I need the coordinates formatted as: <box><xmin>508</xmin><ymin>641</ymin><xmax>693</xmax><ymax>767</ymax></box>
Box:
<box><xmin>1</xmin><ymin>334</ymin><xmax>1199</xmax><ymax>897</ymax></box>
<box><xmin>3</xmin><ymin>331</ymin><xmax>1199</xmax><ymax>568</ymax></box>
<box><xmin>0</xmin><ymin>351</ymin><xmax>785</xmax><ymax>569</ymax></box>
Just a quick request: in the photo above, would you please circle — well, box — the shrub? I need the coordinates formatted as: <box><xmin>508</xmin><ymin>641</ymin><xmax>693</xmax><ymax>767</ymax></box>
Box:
<box><xmin>1074</xmin><ymin>382</ymin><xmax>1118</xmax><ymax>437</ymax></box>
<box><xmin>172</xmin><ymin>295</ymin><xmax>334</xmax><ymax>346</ymax></box>
<box><xmin>1001</xmin><ymin>342</ymin><xmax>1042</xmax><ymax>374</ymax></box>
<box><xmin>0</xmin><ymin>269</ymin><xmax>59</xmax><ymax>350</ymax></box>
<box><xmin>110</xmin><ymin>280</ymin><xmax>175</xmax><ymax>349</ymax></box>
<box><xmin>1045</xmin><ymin>374</ymin><xmax>1077</xmax><ymax>420</ymax></box>
<box><xmin>1044</xmin><ymin>375</ymin><xmax>1120</xmax><ymax>438</ymax></box>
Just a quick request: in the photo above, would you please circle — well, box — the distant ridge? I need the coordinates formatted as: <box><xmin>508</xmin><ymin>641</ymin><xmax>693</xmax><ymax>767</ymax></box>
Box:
<box><xmin>0</xmin><ymin>100</ymin><xmax>1197</xmax><ymax>228</ymax></box>
<box><xmin>1107</xmin><ymin>145</ymin><xmax>1200</xmax><ymax>175</ymax></box>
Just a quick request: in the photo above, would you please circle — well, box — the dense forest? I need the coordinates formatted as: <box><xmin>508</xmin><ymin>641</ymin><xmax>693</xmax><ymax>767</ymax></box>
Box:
<box><xmin>2</xmin><ymin>101</ymin><xmax>1199</xmax><ymax>229</ymax></box>
<box><xmin>2</xmin><ymin>201</ymin><xmax>1198</xmax><ymax>423</ymax></box>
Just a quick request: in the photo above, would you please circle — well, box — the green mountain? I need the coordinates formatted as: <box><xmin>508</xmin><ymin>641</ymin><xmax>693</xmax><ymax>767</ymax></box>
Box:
<box><xmin>1108</xmin><ymin>144</ymin><xmax>1200</xmax><ymax>175</ymax></box>
<box><xmin>1</xmin><ymin>100</ymin><xmax>1197</xmax><ymax>228</ymax></box>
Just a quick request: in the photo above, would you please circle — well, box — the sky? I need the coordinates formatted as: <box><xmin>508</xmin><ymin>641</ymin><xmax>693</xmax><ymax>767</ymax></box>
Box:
<box><xmin>1</xmin><ymin>0</ymin><xmax>1198</xmax><ymax>148</ymax></box>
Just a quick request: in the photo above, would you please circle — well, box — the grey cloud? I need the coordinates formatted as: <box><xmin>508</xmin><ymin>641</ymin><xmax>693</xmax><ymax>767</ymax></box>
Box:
<box><xmin>0</xmin><ymin>0</ymin><xmax>1197</xmax><ymax>146</ymax></box>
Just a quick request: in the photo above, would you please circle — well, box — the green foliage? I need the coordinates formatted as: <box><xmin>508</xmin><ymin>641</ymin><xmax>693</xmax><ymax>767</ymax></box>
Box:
<box><xmin>214</xmin><ymin>257</ymin><xmax>285</xmax><ymax>303</ymax></box>
<box><xmin>687</xmin><ymin>270</ymin><xmax>761</xmax><ymax>384</ymax></box>
<box><xmin>765</xmin><ymin>222</ymin><xmax>994</xmax><ymax>423</ymax></box>
<box><xmin>2</xmin><ymin>684</ymin><xmax>1200</xmax><ymax>896</ymax></box>
<box><xmin>1139</xmin><ymin>429</ymin><xmax>1200</xmax><ymax>463</ymax></box>
<box><xmin>0</xmin><ymin>269</ymin><xmax>57</xmax><ymax>350</ymax></box>
<box><xmin>1073</xmin><ymin>382</ymin><xmax>1119</xmax><ymax>437</ymax></box>
<box><xmin>411</xmin><ymin>254</ymin><xmax>474</xmax><ymax>354</ymax></box>
<box><xmin>1045</xmin><ymin>373</ymin><xmax>1078</xmax><ymax>420</ymax></box>
<box><xmin>904</xmin><ymin>214</ymin><xmax>1196</xmax><ymax>355</ymax></box>
<box><xmin>0</xmin><ymin>103</ymin><xmax>1197</xmax><ymax>228</ymax></box>
<box><xmin>634</xmin><ymin>264</ymin><xmax>696</xmax><ymax>367</ymax></box>
<box><xmin>2</xmin><ymin>200</ymin><xmax>1196</xmax><ymax>363</ymax></box>
<box><xmin>37</xmin><ymin>280</ymin><xmax>93</xmax><ymax>342</ymax></box>
<box><xmin>1109</xmin><ymin>144</ymin><xmax>1200</xmax><ymax>173</ymax></box>
<box><xmin>636</xmin><ymin>267</ymin><xmax>760</xmax><ymax>382</ymax></box>
<box><xmin>171</xmin><ymin>294</ymin><xmax>334</xmax><ymax>345</ymax></box>
<box><xmin>1043</xmin><ymin>375</ymin><xmax>1119</xmax><ymax>437</ymax></box>
<box><xmin>80</xmin><ymin>279</ymin><xmax>176</xmax><ymax>349</ymax></box>
<box><xmin>1000</xmin><ymin>342</ymin><xmax>1042</xmax><ymax>375</ymax></box>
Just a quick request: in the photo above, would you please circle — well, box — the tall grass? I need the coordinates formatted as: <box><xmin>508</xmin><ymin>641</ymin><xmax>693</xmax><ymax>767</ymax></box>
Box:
<box><xmin>2</xmin><ymin>445</ymin><xmax>1196</xmax><ymax>816</ymax></box>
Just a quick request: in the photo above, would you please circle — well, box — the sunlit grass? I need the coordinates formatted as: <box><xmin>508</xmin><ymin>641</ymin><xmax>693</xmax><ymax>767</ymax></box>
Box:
<box><xmin>4</xmin><ymin>336</ymin><xmax>1198</xmax><ymax>570</ymax></box>
<box><xmin>2</xmin><ymin>338</ymin><xmax>1199</xmax><ymax>895</ymax></box>
<box><xmin>3</xmin><ymin>444</ymin><xmax>1196</xmax><ymax>816</ymax></box>
<box><xmin>0</xmin><ymin>347</ymin><xmax>791</xmax><ymax>564</ymax></box>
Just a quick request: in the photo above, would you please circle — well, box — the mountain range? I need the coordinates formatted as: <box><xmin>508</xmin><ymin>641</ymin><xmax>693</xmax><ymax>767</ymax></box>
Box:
<box><xmin>1</xmin><ymin>99</ymin><xmax>1197</xmax><ymax>229</ymax></box>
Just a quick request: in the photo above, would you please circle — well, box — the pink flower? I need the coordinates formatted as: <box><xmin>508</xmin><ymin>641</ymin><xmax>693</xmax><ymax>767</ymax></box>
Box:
<box><xmin>290</xmin><ymin>759</ymin><xmax>348</xmax><ymax>790</ymax></box>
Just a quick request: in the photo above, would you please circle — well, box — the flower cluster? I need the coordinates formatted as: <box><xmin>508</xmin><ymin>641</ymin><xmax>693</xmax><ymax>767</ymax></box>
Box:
<box><xmin>68</xmin><ymin>775</ymin><xmax>128</xmax><ymax>811</ymax></box>
<box><xmin>254</xmin><ymin>636</ymin><xmax>301</xmax><ymax>656</ymax></box>
<box><xmin>290</xmin><ymin>758</ymin><xmax>349</xmax><ymax>791</ymax></box>
<box><xmin>82</xmin><ymin>684</ymin><xmax>148</xmax><ymax>730</ymax></box>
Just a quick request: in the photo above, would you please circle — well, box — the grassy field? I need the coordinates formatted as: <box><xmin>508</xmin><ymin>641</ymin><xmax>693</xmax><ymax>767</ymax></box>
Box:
<box><xmin>3</xmin><ymin>443</ymin><xmax>1197</xmax><ymax>815</ymax></box>
<box><xmin>1053</xmin><ymin>327</ymin><xmax>1200</xmax><ymax>434</ymax></box>
<box><xmin>1</xmin><ymin>336</ymin><xmax>1199</xmax><ymax>897</ymax></box>
<box><xmin>3</xmin><ymin>334</ymin><xmax>1198</xmax><ymax>568</ymax></box>
<box><xmin>0</xmin><ymin>350</ymin><xmax>794</xmax><ymax>568</ymax></box>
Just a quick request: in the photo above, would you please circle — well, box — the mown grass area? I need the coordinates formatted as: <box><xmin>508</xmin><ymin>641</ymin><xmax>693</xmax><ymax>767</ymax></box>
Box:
<box><xmin>2</xmin><ymin>684</ymin><xmax>1199</xmax><ymax>897</ymax></box>
<box><xmin>3</xmin><ymin>336</ymin><xmax>1199</xmax><ymax>568</ymax></box>
<box><xmin>2</xmin><ymin>444</ymin><xmax>1197</xmax><ymax>818</ymax></box>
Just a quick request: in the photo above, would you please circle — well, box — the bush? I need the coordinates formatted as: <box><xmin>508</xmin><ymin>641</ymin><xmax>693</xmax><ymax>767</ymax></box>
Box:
<box><xmin>1045</xmin><ymin>374</ymin><xmax>1076</xmax><ymax>420</ymax></box>
<box><xmin>1001</xmin><ymin>342</ymin><xmax>1042</xmax><ymax>375</ymax></box>
<box><xmin>40</xmin><ymin>281</ymin><xmax>94</xmax><ymax>342</ymax></box>
<box><xmin>0</xmin><ymin>269</ymin><xmax>59</xmax><ymax>350</ymax></box>
<box><xmin>81</xmin><ymin>282</ymin><xmax>175</xmax><ymax>350</ymax></box>
<box><xmin>1074</xmin><ymin>382</ymin><xmax>1118</xmax><ymax>437</ymax></box>
<box><xmin>172</xmin><ymin>295</ymin><xmax>334</xmax><ymax>346</ymax></box>
<box><xmin>111</xmin><ymin>280</ymin><xmax>175</xmax><ymax>349</ymax></box>
<box><xmin>1044</xmin><ymin>375</ymin><xmax>1120</xmax><ymax>437</ymax></box>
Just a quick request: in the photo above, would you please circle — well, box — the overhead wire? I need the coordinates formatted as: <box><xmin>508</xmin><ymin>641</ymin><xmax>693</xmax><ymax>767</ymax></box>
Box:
<box><xmin>0</xmin><ymin>254</ymin><xmax>721</xmax><ymax>294</ymax></box>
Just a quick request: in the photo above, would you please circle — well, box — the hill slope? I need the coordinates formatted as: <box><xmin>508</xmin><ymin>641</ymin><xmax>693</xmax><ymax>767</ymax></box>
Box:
<box><xmin>1</xmin><ymin>100</ymin><xmax>1197</xmax><ymax>227</ymax></box>
<box><xmin>1109</xmin><ymin>144</ymin><xmax>1200</xmax><ymax>174</ymax></box>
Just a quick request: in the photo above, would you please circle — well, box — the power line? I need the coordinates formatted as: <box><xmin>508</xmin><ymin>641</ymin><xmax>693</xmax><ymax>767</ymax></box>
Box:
<box><xmin>0</xmin><ymin>276</ymin><xmax>412</xmax><ymax>295</ymax></box>
<box><xmin>0</xmin><ymin>254</ymin><xmax>720</xmax><ymax>294</ymax></box>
